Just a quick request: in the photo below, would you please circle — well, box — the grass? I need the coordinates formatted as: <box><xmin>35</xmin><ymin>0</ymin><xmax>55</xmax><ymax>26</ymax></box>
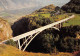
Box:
<box><xmin>57</xmin><ymin>14</ymin><xmax>68</xmax><ymax>19</ymax></box>
<box><xmin>0</xmin><ymin>44</ymin><xmax>50</xmax><ymax>56</ymax></box>
<box><xmin>40</xmin><ymin>14</ymin><xmax>51</xmax><ymax>17</ymax></box>
<box><xmin>53</xmin><ymin>14</ymin><xmax>69</xmax><ymax>22</ymax></box>
<box><xmin>33</xmin><ymin>13</ymin><xmax>51</xmax><ymax>18</ymax></box>
<box><xmin>0</xmin><ymin>44</ymin><xmax>72</xmax><ymax>56</ymax></box>
<box><xmin>33</xmin><ymin>13</ymin><xmax>80</xmax><ymax>26</ymax></box>
<box><xmin>31</xmin><ymin>13</ymin><xmax>69</xmax><ymax>19</ymax></box>
<box><xmin>63</xmin><ymin>14</ymin><xmax>80</xmax><ymax>26</ymax></box>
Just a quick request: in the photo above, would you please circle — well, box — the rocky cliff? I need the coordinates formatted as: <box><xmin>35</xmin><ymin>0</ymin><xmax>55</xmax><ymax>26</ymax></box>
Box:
<box><xmin>0</xmin><ymin>18</ymin><xmax>12</xmax><ymax>42</ymax></box>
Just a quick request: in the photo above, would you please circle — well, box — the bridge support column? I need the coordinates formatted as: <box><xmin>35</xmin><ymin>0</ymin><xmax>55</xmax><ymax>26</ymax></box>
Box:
<box><xmin>52</xmin><ymin>25</ymin><xmax>60</xmax><ymax>31</ymax></box>
<box><xmin>18</xmin><ymin>40</ymin><xmax>21</xmax><ymax>50</ymax></box>
<box><xmin>52</xmin><ymin>27</ymin><xmax>60</xmax><ymax>31</ymax></box>
<box><xmin>59</xmin><ymin>23</ymin><xmax>62</xmax><ymax>28</ymax></box>
<box><xmin>58</xmin><ymin>23</ymin><xmax>63</xmax><ymax>28</ymax></box>
<box><xmin>54</xmin><ymin>24</ymin><xmax>59</xmax><ymax>28</ymax></box>
<box><xmin>58</xmin><ymin>24</ymin><xmax>60</xmax><ymax>28</ymax></box>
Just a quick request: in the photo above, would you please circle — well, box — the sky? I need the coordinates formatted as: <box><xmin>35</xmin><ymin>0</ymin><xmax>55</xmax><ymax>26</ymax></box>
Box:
<box><xmin>0</xmin><ymin>0</ymin><xmax>70</xmax><ymax>11</ymax></box>
<box><xmin>11</xmin><ymin>0</ymin><xmax>70</xmax><ymax>8</ymax></box>
<box><xmin>38</xmin><ymin>0</ymin><xmax>70</xmax><ymax>7</ymax></box>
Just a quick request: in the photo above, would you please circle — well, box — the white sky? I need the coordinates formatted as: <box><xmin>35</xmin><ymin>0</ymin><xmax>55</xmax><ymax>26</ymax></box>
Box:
<box><xmin>0</xmin><ymin>0</ymin><xmax>70</xmax><ymax>11</ymax></box>
<box><xmin>39</xmin><ymin>0</ymin><xmax>70</xmax><ymax>7</ymax></box>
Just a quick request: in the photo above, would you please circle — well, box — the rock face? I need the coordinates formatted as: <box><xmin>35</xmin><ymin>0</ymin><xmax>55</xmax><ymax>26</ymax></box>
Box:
<box><xmin>61</xmin><ymin>0</ymin><xmax>80</xmax><ymax>13</ymax></box>
<box><xmin>0</xmin><ymin>18</ymin><xmax>12</xmax><ymax>42</ymax></box>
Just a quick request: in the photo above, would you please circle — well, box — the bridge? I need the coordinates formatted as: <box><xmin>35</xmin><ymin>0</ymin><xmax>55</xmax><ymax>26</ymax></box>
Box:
<box><xmin>0</xmin><ymin>15</ymin><xmax>75</xmax><ymax>51</ymax></box>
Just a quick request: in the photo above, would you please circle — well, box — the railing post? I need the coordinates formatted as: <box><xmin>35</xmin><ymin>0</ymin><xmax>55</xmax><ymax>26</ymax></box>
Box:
<box><xmin>25</xmin><ymin>37</ymin><xmax>26</xmax><ymax>41</ymax></box>
<box><xmin>18</xmin><ymin>40</ymin><xmax>21</xmax><ymax>50</ymax></box>
<box><xmin>59</xmin><ymin>23</ymin><xmax>62</xmax><ymax>28</ymax></box>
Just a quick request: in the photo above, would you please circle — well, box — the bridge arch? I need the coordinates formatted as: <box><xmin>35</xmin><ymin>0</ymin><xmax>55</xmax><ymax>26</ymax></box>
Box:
<box><xmin>19</xmin><ymin>26</ymin><xmax>60</xmax><ymax>51</ymax></box>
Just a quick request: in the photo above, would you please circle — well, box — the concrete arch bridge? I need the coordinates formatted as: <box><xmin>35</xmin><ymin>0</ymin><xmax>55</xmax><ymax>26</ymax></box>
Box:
<box><xmin>0</xmin><ymin>15</ymin><xmax>75</xmax><ymax>51</ymax></box>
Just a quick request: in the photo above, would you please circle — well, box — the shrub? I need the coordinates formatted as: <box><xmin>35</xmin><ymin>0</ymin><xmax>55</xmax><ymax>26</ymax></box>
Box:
<box><xmin>5</xmin><ymin>39</ymin><xmax>17</xmax><ymax>47</ymax></box>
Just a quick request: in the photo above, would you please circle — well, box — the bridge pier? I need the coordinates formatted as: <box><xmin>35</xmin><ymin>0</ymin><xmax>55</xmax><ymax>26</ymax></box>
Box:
<box><xmin>18</xmin><ymin>40</ymin><xmax>21</xmax><ymax>50</ymax></box>
<box><xmin>59</xmin><ymin>23</ymin><xmax>63</xmax><ymax>28</ymax></box>
<box><xmin>54</xmin><ymin>24</ymin><xmax>59</xmax><ymax>28</ymax></box>
<box><xmin>53</xmin><ymin>23</ymin><xmax>61</xmax><ymax>29</ymax></box>
<box><xmin>52</xmin><ymin>23</ymin><xmax>63</xmax><ymax>30</ymax></box>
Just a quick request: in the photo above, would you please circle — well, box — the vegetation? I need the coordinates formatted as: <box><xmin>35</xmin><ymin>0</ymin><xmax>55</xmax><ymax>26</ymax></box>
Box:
<box><xmin>0</xmin><ymin>44</ymin><xmax>72</xmax><ymax>56</ymax></box>
<box><xmin>25</xmin><ymin>25</ymin><xmax>80</xmax><ymax>53</ymax></box>
<box><xmin>63</xmin><ymin>14</ymin><xmax>80</xmax><ymax>26</ymax></box>
<box><xmin>32</xmin><ymin>4</ymin><xmax>55</xmax><ymax>14</ymax></box>
<box><xmin>58</xmin><ymin>26</ymin><xmax>80</xmax><ymax>52</ymax></box>
<box><xmin>35</xmin><ymin>13</ymin><xmax>51</xmax><ymax>18</ymax></box>
<box><xmin>5</xmin><ymin>39</ymin><xmax>17</xmax><ymax>47</ymax></box>
<box><xmin>62</xmin><ymin>0</ymin><xmax>80</xmax><ymax>13</ymax></box>
<box><xmin>73</xmin><ymin>51</ymin><xmax>80</xmax><ymax>56</ymax></box>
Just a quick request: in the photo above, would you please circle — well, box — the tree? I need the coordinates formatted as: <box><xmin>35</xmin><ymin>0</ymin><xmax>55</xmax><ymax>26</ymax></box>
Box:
<box><xmin>55</xmin><ymin>6</ymin><xmax>61</xmax><ymax>12</ymax></box>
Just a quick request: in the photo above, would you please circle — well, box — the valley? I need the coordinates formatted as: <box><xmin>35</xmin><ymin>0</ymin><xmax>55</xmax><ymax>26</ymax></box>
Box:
<box><xmin>0</xmin><ymin>0</ymin><xmax>80</xmax><ymax>56</ymax></box>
